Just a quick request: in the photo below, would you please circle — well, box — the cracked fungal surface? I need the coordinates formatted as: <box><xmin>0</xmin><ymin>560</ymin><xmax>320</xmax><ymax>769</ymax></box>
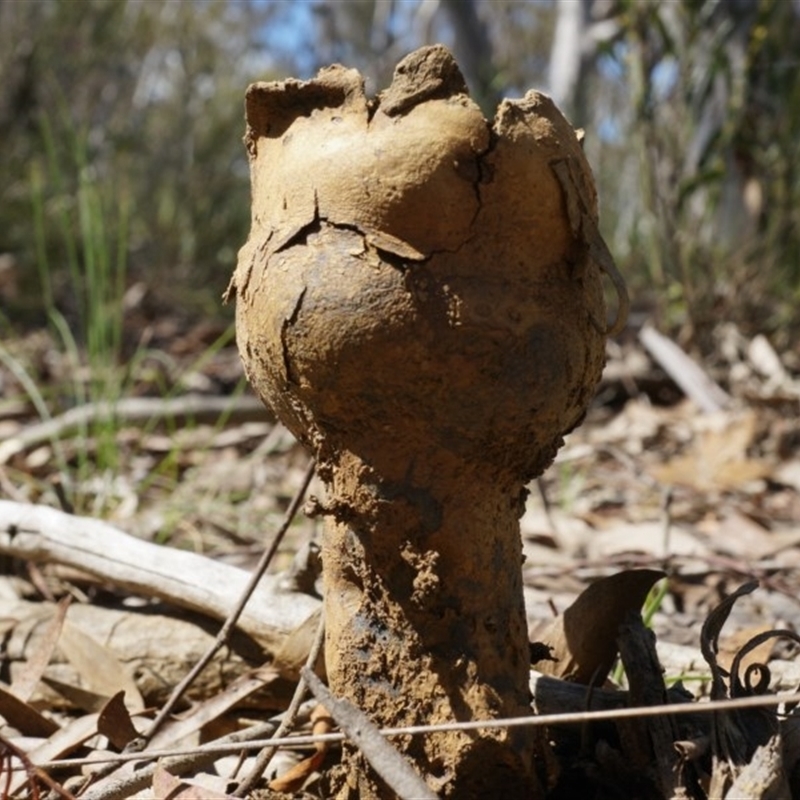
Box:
<box><xmin>229</xmin><ymin>44</ymin><xmax>613</xmax><ymax>484</ymax></box>
<box><xmin>230</xmin><ymin>44</ymin><xmax>626</xmax><ymax>799</ymax></box>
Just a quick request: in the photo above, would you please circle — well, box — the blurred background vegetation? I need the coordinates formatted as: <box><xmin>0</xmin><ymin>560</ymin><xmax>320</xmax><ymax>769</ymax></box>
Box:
<box><xmin>2</xmin><ymin>0</ymin><xmax>799</xmax><ymax>353</ymax></box>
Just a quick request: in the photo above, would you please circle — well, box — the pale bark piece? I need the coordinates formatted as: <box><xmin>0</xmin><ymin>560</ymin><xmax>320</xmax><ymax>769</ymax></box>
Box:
<box><xmin>721</xmin><ymin>734</ymin><xmax>788</xmax><ymax>800</ymax></box>
<box><xmin>747</xmin><ymin>333</ymin><xmax>788</xmax><ymax>384</ymax></box>
<box><xmin>0</xmin><ymin>500</ymin><xmax>321</xmax><ymax>652</ymax></box>
<box><xmin>640</xmin><ymin>326</ymin><xmax>732</xmax><ymax>413</ymax></box>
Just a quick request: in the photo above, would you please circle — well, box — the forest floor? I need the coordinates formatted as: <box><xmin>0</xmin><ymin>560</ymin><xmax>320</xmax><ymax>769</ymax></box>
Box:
<box><xmin>1</xmin><ymin>315</ymin><xmax>799</xmax><ymax>798</ymax></box>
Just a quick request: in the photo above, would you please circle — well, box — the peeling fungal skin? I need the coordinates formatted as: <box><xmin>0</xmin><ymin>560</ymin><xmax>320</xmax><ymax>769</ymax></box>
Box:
<box><xmin>231</xmin><ymin>44</ymin><xmax>618</xmax><ymax>487</ymax></box>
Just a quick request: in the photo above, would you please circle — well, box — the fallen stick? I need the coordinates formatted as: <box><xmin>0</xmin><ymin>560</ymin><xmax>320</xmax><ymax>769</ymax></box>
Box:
<box><xmin>0</xmin><ymin>394</ymin><xmax>270</xmax><ymax>465</ymax></box>
<box><xmin>0</xmin><ymin>500</ymin><xmax>320</xmax><ymax>652</ymax></box>
<box><xmin>639</xmin><ymin>326</ymin><xmax>731</xmax><ymax>413</ymax></box>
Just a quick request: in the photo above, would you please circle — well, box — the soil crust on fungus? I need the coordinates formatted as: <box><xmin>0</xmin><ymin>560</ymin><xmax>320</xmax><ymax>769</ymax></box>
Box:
<box><xmin>231</xmin><ymin>44</ymin><xmax>622</xmax><ymax>798</ymax></box>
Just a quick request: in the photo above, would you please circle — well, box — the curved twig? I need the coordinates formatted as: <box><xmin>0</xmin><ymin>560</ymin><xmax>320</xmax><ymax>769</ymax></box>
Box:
<box><xmin>551</xmin><ymin>157</ymin><xmax>630</xmax><ymax>337</ymax></box>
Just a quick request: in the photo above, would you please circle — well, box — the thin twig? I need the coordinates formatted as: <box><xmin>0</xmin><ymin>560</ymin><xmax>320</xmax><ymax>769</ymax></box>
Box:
<box><xmin>302</xmin><ymin>668</ymin><xmax>438</xmax><ymax>800</ymax></box>
<box><xmin>0</xmin><ymin>732</ymin><xmax>77</xmax><ymax>800</ymax></box>
<box><xmin>141</xmin><ymin>458</ymin><xmax>316</xmax><ymax>743</ymax></box>
<box><xmin>0</xmin><ymin>394</ymin><xmax>270</xmax><ymax>465</ymax></box>
<box><xmin>72</xmin><ymin>709</ymin><xmax>315</xmax><ymax>800</ymax></box>
<box><xmin>27</xmin><ymin>689</ymin><xmax>800</xmax><ymax>775</ymax></box>
<box><xmin>233</xmin><ymin>610</ymin><xmax>326</xmax><ymax>796</ymax></box>
<box><xmin>74</xmin><ymin>460</ymin><xmax>316</xmax><ymax>791</ymax></box>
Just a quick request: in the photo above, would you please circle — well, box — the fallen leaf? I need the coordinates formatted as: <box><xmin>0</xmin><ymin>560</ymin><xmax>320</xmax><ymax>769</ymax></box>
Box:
<box><xmin>652</xmin><ymin>411</ymin><xmax>769</xmax><ymax>491</ymax></box>
<box><xmin>269</xmin><ymin>704</ymin><xmax>333</xmax><ymax>793</ymax></box>
<box><xmin>269</xmin><ymin>749</ymin><xmax>326</xmax><ymax>793</ymax></box>
<box><xmin>709</xmin><ymin>512</ymin><xmax>778</xmax><ymax>561</ymax></box>
<box><xmin>585</xmin><ymin>520</ymin><xmax>708</xmax><ymax>560</ymax></box>
<box><xmin>531</xmin><ymin>569</ymin><xmax>666</xmax><ymax>685</ymax></box>
<box><xmin>98</xmin><ymin>690</ymin><xmax>141</xmax><ymax>750</ymax></box>
<box><xmin>57</xmin><ymin>619</ymin><xmax>145</xmax><ymax>712</ymax></box>
<box><xmin>0</xmin><ymin>681</ymin><xmax>59</xmax><ymax>737</ymax></box>
<box><xmin>10</xmin><ymin>595</ymin><xmax>70</xmax><ymax>702</ymax></box>
<box><xmin>148</xmin><ymin>667</ymin><xmax>280</xmax><ymax>751</ymax></box>
<box><xmin>152</xmin><ymin>765</ymin><xmax>235</xmax><ymax>799</ymax></box>
<box><xmin>41</xmin><ymin>675</ymin><xmax>116</xmax><ymax>713</ymax></box>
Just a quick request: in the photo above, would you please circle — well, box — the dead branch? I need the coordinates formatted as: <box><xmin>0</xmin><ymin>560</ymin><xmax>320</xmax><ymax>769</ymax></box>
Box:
<box><xmin>0</xmin><ymin>394</ymin><xmax>270</xmax><ymax>465</ymax></box>
<box><xmin>639</xmin><ymin>326</ymin><xmax>732</xmax><ymax>412</ymax></box>
<box><xmin>0</xmin><ymin>500</ymin><xmax>320</xmax><ymax>652</ymax></box>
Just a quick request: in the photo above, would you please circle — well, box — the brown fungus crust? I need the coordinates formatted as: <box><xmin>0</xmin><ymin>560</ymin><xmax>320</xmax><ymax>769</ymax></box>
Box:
<box><xmin>230</xmin><ymin>44</ymin><xmax>624</xmax><ymax>799</ymax></box>
<box><xmin>232</xmin><ymin>47</ymin><xmax>606</xmax><ymax>485</ymax></box>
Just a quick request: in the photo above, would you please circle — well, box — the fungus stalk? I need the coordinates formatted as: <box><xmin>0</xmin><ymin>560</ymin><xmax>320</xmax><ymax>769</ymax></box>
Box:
<box><xmin>229</xmin><ymin>45</ymin><xmax>626</xmax><ymax>799</ymax></box>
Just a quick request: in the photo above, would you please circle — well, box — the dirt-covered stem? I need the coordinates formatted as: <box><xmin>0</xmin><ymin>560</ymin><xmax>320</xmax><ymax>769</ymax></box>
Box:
<box><xmin>319</xmin><ymin>449</ymin><xmax>534</xmax><ymax>795</ymax></box>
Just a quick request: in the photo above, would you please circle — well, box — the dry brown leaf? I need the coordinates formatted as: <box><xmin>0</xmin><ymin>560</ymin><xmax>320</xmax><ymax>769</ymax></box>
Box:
<box><xmin>268</xmin><ymin>749</ymin><xmax>326</xmax><ymax>793</ymax></box>
<box><xmin>585</xmin><ymin>520</ymin><xmax>708</xmax><ymax>561</ymax></box>
<box><xmin>10</xmin><ymin>595</ymin><xmax>70</xmax><ymax>702</ymax></box>
<box><xmin>531</xmin><ymin>569</ymin><xmax>665</xmax><ymax>685</ymax></box>
<box><xmin>652</xmin><ymin>410</ymin><xmax>769</xmax><ymax>491</ymax></box>
<box><xmin>0</xmin><ymin>681</ymin><xmax>59</xmax><ymax>737</ymax></box>
<box><xmin>57</xmin><ymin>619</ymin><xmax>145</xmax><ymax>712</ymax></box>
<box><xmin>269</xmin><ymin>703</ymin><xmax>333</xmax><ymax>793</ymax></box>
<box><xmin>97</xmin><ymin>690</ymin><xmax>141</xmax><ymax>750</ymax></box>
<box><xmin>148</xmin><ymin>667</ymin><xmax>281</xmax><ymax>751</ymax></box>
<box><xmin>41</xmin><ymin>675</ymin><xmax>119</xmax><ymax>713</ymax></box>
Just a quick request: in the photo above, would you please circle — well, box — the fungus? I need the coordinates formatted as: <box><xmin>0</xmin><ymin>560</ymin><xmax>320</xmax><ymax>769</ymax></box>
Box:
<box><xmin>228</xmin><ymin>44</ymin><xmax>627</xmax><ymax>799</ymax></box>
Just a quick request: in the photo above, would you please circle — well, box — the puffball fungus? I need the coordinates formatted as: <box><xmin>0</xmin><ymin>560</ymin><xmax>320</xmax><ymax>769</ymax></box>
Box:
<box><xmin>229</xmin><ymin>44</ymin><xmax>626</xmax><ymax>800</ymax></box>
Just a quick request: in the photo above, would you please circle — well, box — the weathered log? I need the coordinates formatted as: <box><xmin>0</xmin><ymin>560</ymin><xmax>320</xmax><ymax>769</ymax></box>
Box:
<box><xmin>0</xmin><ymin>500</ymin><xmax>321</xmax><ymax>653</ymax></box>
